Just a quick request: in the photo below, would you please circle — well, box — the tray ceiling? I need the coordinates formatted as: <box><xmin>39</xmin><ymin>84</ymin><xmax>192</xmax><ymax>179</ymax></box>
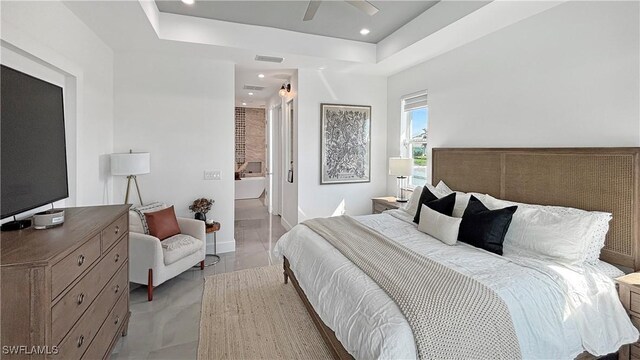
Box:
<box><xmin>154</xmin><ymin>0</ymin><xmax>439</xmax><ymax>43</ymax></box>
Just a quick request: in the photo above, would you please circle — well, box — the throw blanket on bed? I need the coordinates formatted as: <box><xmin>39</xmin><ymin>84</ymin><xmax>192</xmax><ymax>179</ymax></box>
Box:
<box><xmin>303</xmin><ymin>215</ymin><xmax>522</xmax><ymax>360</ymax></box>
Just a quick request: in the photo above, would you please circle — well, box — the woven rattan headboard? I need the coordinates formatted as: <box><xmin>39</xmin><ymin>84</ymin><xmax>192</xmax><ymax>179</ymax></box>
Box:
<box><xmin>432</xmin><ymin>148</ymin><xmax>640</xmax><ymax>271</ymax></box>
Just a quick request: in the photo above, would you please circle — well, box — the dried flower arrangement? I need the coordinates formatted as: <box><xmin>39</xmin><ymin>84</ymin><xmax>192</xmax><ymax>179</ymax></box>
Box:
<box><xmin>189</xmin><ymin>198</ymin><xmax>215</xmax><ymax>214</ymax></box>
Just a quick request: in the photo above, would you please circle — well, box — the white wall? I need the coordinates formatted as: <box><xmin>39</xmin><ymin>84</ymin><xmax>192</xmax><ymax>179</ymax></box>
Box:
<box><xmin>387</xmin><ymin>1</ymin><xmax>640</xmax><ymax>195</ymax></box>
<box><xmin>114</xmin><ymin>51</ymin><xmax>236</xmax><ymax>253</ymax></box>
<box><xmin>1</xmin><ymin>1</ymin><xmax>114</xmax><ymax>217</ymax></box>
<box><xmin>297</xmin><ymin>70</ymin><xmax>387</xmax><ymax>221</ymax></box>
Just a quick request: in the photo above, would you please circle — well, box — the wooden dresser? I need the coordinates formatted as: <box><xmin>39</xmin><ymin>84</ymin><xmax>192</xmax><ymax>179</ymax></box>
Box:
<box><xmin>617</xmin><ymin>273</ymin><xmax>640</xmax><ymax>360</ymax></box>
<box><xmin>1</xmin><ymin>205</ymin><xmax>130</xmax><ymax>359</ymax></box>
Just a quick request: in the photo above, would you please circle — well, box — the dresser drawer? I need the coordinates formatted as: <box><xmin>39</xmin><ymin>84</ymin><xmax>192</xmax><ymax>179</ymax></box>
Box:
<box><xmin>101</xmin><ymin>214</ymin><xmax>127</xmax><ymax>253</ymax></box>
<box><xmin>52</xmin><ymin>234</ymin><xmax>101</xmax><ymax>299</ymax></box>
<box><xmin>82</xmin><ymin>293</ymin><xmax>128</xmax><ymax>360</ymax></box>
<box><xmin>51</xmin><ymin>240</ymin><xmax>128</xmax><ymax>345</ymax></box>
<box><xmin>52</xmin><ymin>263</ymin><xmax>128</xmax><ymax>359</ymax></box>
<box><xmin>104</xmin><ymin>235</ymin><xmax>128</xmax><ymax>272</ymax></box>
<box><xmin>630</xmin><ymin>292</ymin><xmax>640</xmax><ymax>316</ymax></box>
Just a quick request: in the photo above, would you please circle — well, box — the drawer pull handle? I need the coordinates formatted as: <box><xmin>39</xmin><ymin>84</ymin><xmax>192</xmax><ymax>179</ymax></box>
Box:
<box><xmin>77</xmin><ymin>255</ymin><xmax>85</xmax><ymax>266</ymax></box>
<box><xmin>77</xmin><ymin>335</ymin><xmax>84</xmax><ymax>348</ymax></box>
<box><xmin>114</xmin><ymin>253</ymin><xmax>120</xmax><ymax>263</ymax></box>
<box><xmin>115</xmin><ymin>316</ymin><xmax>120</xmax><ymax>325</ymax></box>
<box><xmin>114</xmin><ymin>284</ymin><xmax>120</xmax><ymax>293</ymax></box>
<box><xmin>115</xmin><ymin>225</ymin><xmax>120</xmax><ymax>235</ymax></box>
<box><xmin>77</xmin><ymin>293</ymin><xmax>85</xmax><ymax>305</ymax></box>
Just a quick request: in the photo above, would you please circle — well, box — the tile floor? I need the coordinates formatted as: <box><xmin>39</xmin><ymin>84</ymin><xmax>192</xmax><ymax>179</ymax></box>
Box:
<box><xmin>110</xmin><ymin>198</ymin><xmax>287</xmax><ymax>359</ymax></box>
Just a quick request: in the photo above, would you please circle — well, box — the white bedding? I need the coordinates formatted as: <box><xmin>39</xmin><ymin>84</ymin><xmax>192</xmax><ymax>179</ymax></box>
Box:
<box><xmin>273</xmin><ymin>209</ymin><xmax>638</xmax><ymax>360</ymax></box>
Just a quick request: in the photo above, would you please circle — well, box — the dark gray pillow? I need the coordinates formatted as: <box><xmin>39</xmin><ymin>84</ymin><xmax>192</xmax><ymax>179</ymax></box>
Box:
<box><xmin>458</xmin><ymin>195</ymin><xmax>517</xmax><ymax>255</ymax></box>
<box><xmin>413</xmin><ymin>189</ymin><xmax>456</xmax><ymax>224</ymax></box>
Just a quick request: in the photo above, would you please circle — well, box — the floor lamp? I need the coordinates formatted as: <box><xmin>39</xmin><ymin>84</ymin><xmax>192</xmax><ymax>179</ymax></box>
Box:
<box><xmin>111</xmin><ymin>150</ymin><xmax>150</xmax><ymax>205</ymax></box>
<box><xmin>389</xmin><ymin>157</ymin><xmax>412</xmax><ymax>203</ymax></box>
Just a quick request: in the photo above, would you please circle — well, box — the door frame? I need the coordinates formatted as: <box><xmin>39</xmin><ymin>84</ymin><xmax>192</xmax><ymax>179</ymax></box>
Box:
<box><xmin>269</xmin><ymin>104</ymin><xmax>283</xmax><ymax>215</ymax></box>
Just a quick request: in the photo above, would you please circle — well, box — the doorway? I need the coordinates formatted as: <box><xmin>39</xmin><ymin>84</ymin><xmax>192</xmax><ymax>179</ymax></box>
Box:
<box><xmin>268</xmin><ymin>104</ymin><xmax>283</xmax><ymax>215</ymax></box>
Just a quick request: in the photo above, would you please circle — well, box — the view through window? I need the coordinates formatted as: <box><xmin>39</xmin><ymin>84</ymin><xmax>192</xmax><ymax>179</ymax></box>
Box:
<box><xmin>402</xmin><ymin>93</ymin><xmax>428</xmax><ymax>186</ymax></box>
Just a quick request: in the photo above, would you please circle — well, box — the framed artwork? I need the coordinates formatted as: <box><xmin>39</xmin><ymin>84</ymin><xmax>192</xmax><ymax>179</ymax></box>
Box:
<box><xmin>320</xmin><ymin>103</ymin><xmax>371</xmax><ymax>184</ymax></box>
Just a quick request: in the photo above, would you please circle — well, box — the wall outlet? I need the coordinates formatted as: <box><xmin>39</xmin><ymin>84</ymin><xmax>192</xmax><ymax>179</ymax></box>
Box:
<box><xmin>204</xmin><ymin>170</ymin><xmax>221</xmax><ymax>180</ymax></box>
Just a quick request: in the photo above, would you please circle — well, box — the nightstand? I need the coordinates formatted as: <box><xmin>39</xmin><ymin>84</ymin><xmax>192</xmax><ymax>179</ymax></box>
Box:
<box><xmin>371</xmin><ymin>197</ymin><xmax>403</xmax><ymax>214</ymax></box>
<box><xmin>616</xmin><ymin>273</ymin><xmax>640</xmax><ymax>360</ymax></box>
<box><xmin>204</xmin><ymin>222</ymin><xmax>221</xmax><ymax>266</ymax></box>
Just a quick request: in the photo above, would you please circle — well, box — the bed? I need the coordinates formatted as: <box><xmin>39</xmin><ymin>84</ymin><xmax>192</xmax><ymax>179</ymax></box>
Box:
<box><xmin>274</xmin><ymin>148</ymin><xmax>640</xmax><ymax>359</ymax></box>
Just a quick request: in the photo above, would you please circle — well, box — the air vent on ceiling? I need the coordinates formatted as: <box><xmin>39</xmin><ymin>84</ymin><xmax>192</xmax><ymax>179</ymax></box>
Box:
<box><xmin>255</xmin><ymin>55</ymin><xmax>284</xmax><ymax>63</ymax></box>
<box><xmin>243</xmin><ymin>85</ymin><xmax>265</xmax><ymax>91</ymax></box>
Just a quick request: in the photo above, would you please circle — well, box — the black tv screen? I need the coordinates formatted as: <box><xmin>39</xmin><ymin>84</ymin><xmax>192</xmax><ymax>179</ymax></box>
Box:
<box><xmin>1</xmin><ymin>65</ymin><xmax>68</xmax><ymax>219</ymax></box>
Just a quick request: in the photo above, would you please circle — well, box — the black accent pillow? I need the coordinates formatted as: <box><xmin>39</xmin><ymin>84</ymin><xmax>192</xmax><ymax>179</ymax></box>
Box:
<box><xmin>413</xmin><ymin>190</ymin><xmax>456</xmax><ymax>223</ymax></box>
<box><xmin>458</xmin><ymin>195</ymin><xmax>517</xmax><ymax>255</ymax></box>
<box><xmin>412</xmin><ymin>186</ymin><xmax>439</xmax><ymax>223</ymax></box>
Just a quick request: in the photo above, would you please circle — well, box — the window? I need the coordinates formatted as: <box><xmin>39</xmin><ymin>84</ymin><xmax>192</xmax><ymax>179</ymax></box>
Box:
<box><xmin>401</xmin><ymin>92</ymin><xmax>428</xmax><ymax>186</ymax></box>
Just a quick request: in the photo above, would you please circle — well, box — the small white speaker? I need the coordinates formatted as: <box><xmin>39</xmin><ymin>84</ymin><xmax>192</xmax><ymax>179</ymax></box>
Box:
<box><xmin>33</xmin><ymin>209</ymin><xmax>65</xmax><ymax>230</ymax></box>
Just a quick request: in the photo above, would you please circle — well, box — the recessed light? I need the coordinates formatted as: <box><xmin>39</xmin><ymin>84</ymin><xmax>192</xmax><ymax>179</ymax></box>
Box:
<box><xmin>360</xmin><ymin>28</ymin><xmax>370</xmax><ymax>36</ymax></box>
<box><xmin>318</xmin><ymin>66</ymin><xmax>326</xmax><ymax>70</ymax></box>
<box><xmin>258</xmin><ymin>74</ymin><xmax>265</xmax><ymax>78</ymax></box>
<box><xmin>242</xmin><ymin>102</ymin><xmax>247</xmax><ymax>106</ymax></box>
<box><xmin>248</xmin><ymin>92</ymin><xmax>254</xmax><ymax>96</ymax></box>
<box><xmin>181</xmin><ymin>0</ymin><xmax>195</xmax><ymax>5</ymax></box>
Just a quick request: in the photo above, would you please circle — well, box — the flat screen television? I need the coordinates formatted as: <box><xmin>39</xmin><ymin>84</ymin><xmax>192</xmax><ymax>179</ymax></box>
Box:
<box><xmin>1</xmin><ymin>65</ymin><xmax>68</xmax><ymax>219</ymax></box>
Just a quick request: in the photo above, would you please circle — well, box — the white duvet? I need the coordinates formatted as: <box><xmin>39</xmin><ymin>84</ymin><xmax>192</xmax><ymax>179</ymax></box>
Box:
<box><xmin>273</xmin><ymin>210</ymin><xmax>638</xmax><ymax>360</ymax></box>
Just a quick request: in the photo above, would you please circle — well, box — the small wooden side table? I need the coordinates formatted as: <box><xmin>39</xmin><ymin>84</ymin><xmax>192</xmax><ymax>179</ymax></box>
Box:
<box><xmin>616</xmin><ymin>272</ymin><xmax>640</xmax><ymax>359</ymax></box>
<box><xmin>204</xmin><ymin>222</ymin><xmax>221</xmax><ymax>266</ymax></box>
<box><xmin>371</xmin><ymin>197</ymin><xmax>402</xmax><ymax>214</ymax></box>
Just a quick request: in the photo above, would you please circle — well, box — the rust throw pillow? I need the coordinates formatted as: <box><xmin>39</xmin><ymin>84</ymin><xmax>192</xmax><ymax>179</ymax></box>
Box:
<box><xmin>144</xmin><ymin>206</ymin><xmax>181</xmax><ymax>241</ymax></box>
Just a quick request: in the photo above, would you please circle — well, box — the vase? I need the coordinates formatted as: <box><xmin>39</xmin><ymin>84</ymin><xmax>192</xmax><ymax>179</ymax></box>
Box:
<box><xmin>194</xmin><ymin>212</ymin><xmax>206</xmax><ymax>222</ymax></box>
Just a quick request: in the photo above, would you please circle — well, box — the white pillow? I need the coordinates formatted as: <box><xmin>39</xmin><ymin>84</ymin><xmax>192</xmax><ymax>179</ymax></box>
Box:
<box><xmin>532</xmin><ymin>205</ymin><xmax>611</xmax><ymax>264</ymax></box>
<box><xmin>402</xmin><ymin>186</ymin><xmax>423</xmax><ymax>216</ymax></box>
<box><xmin>434</xmin><ymin>181</ymin><xmax>486</xmax><ymax>218</ymax></box>
<box><xmin>483</xmin><ymin>196</ymin><xmax>597</xmax><ymax>265</ymax></box>
<box><xmin>483</xmin><ymin>195</ymin><xmax>611</xmax><ymax>264</ymax></box>
<box><xmin>451</xmin><ymin>192</ymin><xmax>486</xmax><ymax>218</ymax></box>
<box><xmin>426</xmin><ymin>183</ymin><xmax>448</xmax><ymax>198</ymax></box>
<box><xmin>401</xmin><ymin>184</ymin><xmax>448</xmax><ymax>217</ymax></box>
<box><xmin>417</xmin><ymin>205</ymin><xmax>461</xmax><ymax>246</ymax></box>
<box><xmin>435</xmin><ymin>180</ymin><xmax>453</xmax><ymax>194</ymax></box>
<box><xmin>130</xmin><ymin>201</ymin><xmax>167</xmax><ymax>234</ymax></box>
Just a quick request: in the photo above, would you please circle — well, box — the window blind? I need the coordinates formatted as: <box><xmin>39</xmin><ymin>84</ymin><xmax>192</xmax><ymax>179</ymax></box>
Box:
<box><xmin>403</xmin><ymin>93</ymin><xmax>428</xmax><ymax>111</ymax></box>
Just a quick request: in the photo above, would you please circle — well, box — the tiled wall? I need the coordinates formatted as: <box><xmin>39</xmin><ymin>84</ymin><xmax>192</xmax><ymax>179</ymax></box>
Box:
<box><xmin>235</xmin><ymin>107</ymin><xmax>265</xmax><ymax>176</ymax></box>
<box><xmin>235</xmin><ymin>107</ymin><xmax>246</xmax><ymax>166</ymax></box>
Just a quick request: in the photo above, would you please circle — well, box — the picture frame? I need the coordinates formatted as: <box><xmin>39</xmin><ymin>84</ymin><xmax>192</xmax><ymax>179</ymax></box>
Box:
<box><xmin>320</xmin><ymin>103</ymin><xmax>371</xmax><ymax>184</ymax></box>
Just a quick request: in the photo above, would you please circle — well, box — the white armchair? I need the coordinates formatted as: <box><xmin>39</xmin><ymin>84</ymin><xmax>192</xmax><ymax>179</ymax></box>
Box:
<box><xmin>128</xmin><ymin>203</ymin><xmax>206</xmax><ymax>301</ymax></box>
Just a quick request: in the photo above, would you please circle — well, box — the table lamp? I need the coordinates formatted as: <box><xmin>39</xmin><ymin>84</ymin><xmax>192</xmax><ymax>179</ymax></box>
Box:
<box><xmin>111</xmin><ymin>150</ymin><xmax>150</xmax><ymax>205</ymax></box>
<box><xmin>389</xmin><ymin>157</ymin><xmax>412</xmax><ymax>203</ymax></box>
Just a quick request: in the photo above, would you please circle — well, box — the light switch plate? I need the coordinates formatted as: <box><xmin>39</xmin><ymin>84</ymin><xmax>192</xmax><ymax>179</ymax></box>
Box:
<box><xmin>204</xmin><ymin>170</ymin><xmax>221</xmax><ymax>180</ymax></box>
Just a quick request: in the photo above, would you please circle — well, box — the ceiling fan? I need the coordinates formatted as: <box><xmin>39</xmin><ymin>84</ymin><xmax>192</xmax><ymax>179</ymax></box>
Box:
<box><xmin>303</xmin><ymin>0</ymin><xmax>379</xmax><ymax>21</ymax></box>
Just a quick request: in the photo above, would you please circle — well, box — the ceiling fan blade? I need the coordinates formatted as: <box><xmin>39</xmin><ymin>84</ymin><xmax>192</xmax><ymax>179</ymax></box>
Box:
<box><xmin>345</xmin><ymin>0</ymin><xmax>379</xmax><ymax>16</ymax></box>
<box><xmin>303</xmin><ymin>1</ymin><xmax>322</xmax><ymax>21</ymax></box>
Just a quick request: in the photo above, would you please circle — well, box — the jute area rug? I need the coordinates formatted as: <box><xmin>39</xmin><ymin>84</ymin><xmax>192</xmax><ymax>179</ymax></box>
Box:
<box><xmin>197</xmin><ymin>265</ymin><xmax>333</xmax><ymax>360</ymax></box>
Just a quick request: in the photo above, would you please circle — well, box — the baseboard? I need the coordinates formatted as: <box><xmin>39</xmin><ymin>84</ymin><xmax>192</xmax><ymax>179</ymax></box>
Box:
<box><xmin>281</xmin><ymin>217</ymin><xmax>293</xmax><ymax>231</ymax></box>
<box><xmin>207</xmin><ymin>239</ymin><xmax>235</xmax><ymax>254</ymax></box>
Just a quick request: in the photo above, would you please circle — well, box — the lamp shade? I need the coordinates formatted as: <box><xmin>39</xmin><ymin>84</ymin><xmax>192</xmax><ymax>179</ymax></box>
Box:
<box><xmin>388</xmin><ymin>157</ymin><xmax>412</xmax><ymax>176</ymax></box>
<box><xmin>110</xmin><ymin>152</ymin><xmax>150</xmax><ymax>176</ymax></box>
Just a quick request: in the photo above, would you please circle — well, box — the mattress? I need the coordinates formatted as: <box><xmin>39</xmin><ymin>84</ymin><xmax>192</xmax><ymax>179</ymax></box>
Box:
<box><xmin>273</xmin><ymin>209</ymin><xmax>638</xmax><ymax>360</ymax></box>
